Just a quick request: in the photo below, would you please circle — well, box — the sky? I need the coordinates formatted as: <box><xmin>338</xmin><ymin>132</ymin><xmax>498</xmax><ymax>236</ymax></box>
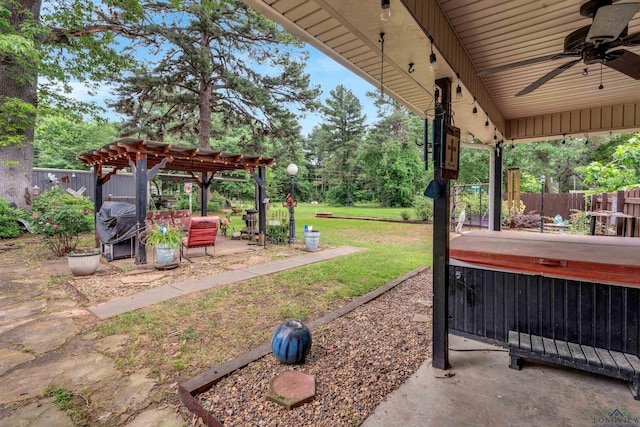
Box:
<box><xmin>66</xmin><ymin>44</ymin><xmax>378</xmax><ymax>138</ymax></box>
<box><xmin>298</xmin><ymin>46</ymin><xmax>379</xmax><ymax>136</ymax></box>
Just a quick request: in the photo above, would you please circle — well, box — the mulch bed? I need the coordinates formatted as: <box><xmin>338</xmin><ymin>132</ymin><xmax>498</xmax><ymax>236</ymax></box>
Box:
<box><xmin>194</xmin><ymin>269</ymin><xmax>433</xmax><ymax>426</ymax></box>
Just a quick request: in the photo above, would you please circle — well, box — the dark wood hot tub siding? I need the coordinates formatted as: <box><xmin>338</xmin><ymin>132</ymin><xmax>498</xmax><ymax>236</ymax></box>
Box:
<box><xmin>449</xmin><ymin>265</ymin><xmax>640</xmax><ymax>355</ymax></box>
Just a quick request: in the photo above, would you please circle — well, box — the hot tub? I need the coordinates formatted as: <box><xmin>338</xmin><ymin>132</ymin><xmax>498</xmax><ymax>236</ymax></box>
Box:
<box><xmin>449</xmin><ymin>232</ymin><xmax>640</xmax><ymax>354</ymax></box>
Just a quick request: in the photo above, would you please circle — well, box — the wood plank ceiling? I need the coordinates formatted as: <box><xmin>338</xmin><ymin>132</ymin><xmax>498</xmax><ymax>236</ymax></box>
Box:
<box><xmin>242</xmin><ymin>0</ymin><xmax>640</xmax><ymax>144</ymax></box>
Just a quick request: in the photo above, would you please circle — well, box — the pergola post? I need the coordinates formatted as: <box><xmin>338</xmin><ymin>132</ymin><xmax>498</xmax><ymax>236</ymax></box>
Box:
<box><xmin>432</xmin><ymin>77</ymin><xmax>452</xmax><ymax>370</ymax></box>
<box><xmin>249</xmin><ymin>166</ymin><xmax>268</xmax><ymax>246</ymax></box>
<box><xmin>490</xmin><ymin>143</ymin><xmax>503</xmax><ymax>231</ymax></box>
<box><xmin>200</xmin><ymin>173</ymin><xmax>212</xmax><ymax>217</ymax></box>
<box><xmin>258</xmin><ymin>166</ymin><xmax>267</xmax><ymax>247</ymax></box>
<box><xmin>93</xmin><ymin>164</ymin><xmax>104</xmax><ymax>248</ymax></box>
<box><xmin>134</xmin><ymin>152</ymin><xmax>148</xmax><ymax>265</ymax></box>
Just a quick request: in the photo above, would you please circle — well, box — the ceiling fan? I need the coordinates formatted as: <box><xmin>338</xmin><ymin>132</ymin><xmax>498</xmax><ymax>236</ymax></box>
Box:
<box><xmin>479</xmin><ymin>0</ymin><xmax>640</xmax><ymax>96</ymax></box>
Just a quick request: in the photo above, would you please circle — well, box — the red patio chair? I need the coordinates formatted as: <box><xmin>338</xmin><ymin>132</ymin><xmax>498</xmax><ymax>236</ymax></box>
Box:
<box><xmin>180</xmin><ymin>216</ymin><xmax>218</xmax><ymax>262</ymax></box>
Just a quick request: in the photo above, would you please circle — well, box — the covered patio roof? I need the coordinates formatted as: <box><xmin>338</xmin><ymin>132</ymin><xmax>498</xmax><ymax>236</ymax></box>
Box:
<box><xmin>243</xmin><ymin>0</ymin><xmax>640</xmax><ymax>144</ymax></box>
<box><xmin>77</xmin><ymin>137</ymin><xmax>275</xmax><ymax>174</ymax></box>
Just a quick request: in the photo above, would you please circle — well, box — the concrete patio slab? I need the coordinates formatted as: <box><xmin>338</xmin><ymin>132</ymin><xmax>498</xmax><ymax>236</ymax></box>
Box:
<box><xmin>363</xmin><ymin>334</ymin><xmax>640</xmax><ymax>427</ymax></box>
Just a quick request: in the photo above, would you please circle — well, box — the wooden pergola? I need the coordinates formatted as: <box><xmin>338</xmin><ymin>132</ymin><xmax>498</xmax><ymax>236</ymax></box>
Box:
<box><xmin>77</xmin><ymin>137</ymin><xmax>275</xmax><ymax>264</ymax></box>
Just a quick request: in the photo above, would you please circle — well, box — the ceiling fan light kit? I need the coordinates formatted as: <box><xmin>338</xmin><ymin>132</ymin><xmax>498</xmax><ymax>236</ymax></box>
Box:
<box><xmin>479</xmin><ymin>0</ymin><xmax>640</xmax><ymax>96</ymax></box>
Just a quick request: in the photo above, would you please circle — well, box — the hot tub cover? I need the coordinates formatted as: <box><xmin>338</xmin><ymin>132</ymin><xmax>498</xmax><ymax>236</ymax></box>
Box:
<box><xmin>450</xmin><ymin>231</ymin><xmax>640</xmax><ymax>287</ymax></box>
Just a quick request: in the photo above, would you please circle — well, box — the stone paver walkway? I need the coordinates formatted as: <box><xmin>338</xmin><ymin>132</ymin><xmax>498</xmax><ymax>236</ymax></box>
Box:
<box><xmin>0</xmin><ymin>242</ymin><xmax>362</xmax><ymax>426</ymax></box>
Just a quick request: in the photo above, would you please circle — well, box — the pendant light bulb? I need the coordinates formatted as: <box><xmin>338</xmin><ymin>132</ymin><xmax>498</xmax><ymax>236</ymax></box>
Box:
<box><xmin>472</xmin><ymin>97</ymin><xmax>478</xmax><ymax>117</ymax></box>
<box><xmin>428</xmin><ymin>35</ymin><xmax>437</xmax><ymax>73</ymax></box>
<box><xmin>429</xmin><ymin>53</ymin><xmax>437</xmax><ymax>73</ymax></box>
<box><xmin>380</xmin><ymin>0</ymin><xmax>391</xmax><ymax>21</ymax></box>
<box><xmin>455</xmin><ymin>73</ymin><xmax>463</xmax><ymax>100</ymax></box>
<box><xmin>484</xmin><ymin>113</ymin><xmax>489</xmax><ymax>128</ymax></box>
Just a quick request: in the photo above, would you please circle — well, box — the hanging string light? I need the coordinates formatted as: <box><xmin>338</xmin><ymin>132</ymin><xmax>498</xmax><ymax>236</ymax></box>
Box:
<box><xmin>472</xmin><ymin>97</ymin><xmax>478</xmax><ymax>117</ymax></box>
<box><xmin>455</xmin><ymin>73</ymin><xmax>463</xmax><ymax>100</ymax></box>
<box><xmin>484</xmin><ymin>112</ymin><xmax>489</xmax><ymax>128</ymax></box>
<box><xmin>428</xmin><ymin>35</ymin><xmax>437</xmax><ymax>73</ymax></box>
<box><xmin>380</xmin><ymin>0</ymin><xmax>391</xmax><ymax>21</ymax></box>
<box><xmin>379</xmin><ymin>32</ymin><xmax>385</xmax><ymax>97</ymax></box>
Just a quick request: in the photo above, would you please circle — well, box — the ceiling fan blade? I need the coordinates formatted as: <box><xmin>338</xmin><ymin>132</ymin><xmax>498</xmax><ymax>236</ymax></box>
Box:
<box><xmin>604</xmin><ymin>50</ymin><xmax>640</xmax><ymax>79</ymax></box>
<box><xmin>587</xmin><ymin>3</ymin><xmax>640</xmax><ymax>43</ymax></box>
<box><xmin>515</xmin><ymin>59</ymin><xmax>581</xmax><ymax>96</ymax></box>
<box><xmin>478</xmin><ymin>52</ymin><xmax>579</xmax><ymax>76</ymax></box>
<box><xmin>620</xmin><ymin>32</ymin><xmax>640</xmax><ymax>47</ymax></box>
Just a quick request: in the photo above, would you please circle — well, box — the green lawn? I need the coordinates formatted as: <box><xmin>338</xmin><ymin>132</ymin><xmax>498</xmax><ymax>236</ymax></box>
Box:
<box><xmin>95</xmin><ymin>206</ymin><xmax>433</xmax><ymax>381</ymax></box>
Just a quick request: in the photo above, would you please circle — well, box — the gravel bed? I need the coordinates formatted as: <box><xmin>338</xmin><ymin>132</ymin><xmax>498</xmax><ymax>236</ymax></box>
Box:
<box><xmin>196</xmin><ymin>270</ymin><xmax>433</xmax><ymax>426</ymax></box>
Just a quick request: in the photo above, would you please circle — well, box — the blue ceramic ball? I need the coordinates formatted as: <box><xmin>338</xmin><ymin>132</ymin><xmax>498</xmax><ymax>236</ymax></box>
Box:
<box><xmin>271</xmin><ymin>320</ymin><xmax>312</xmax><ymax>364</ymax></box>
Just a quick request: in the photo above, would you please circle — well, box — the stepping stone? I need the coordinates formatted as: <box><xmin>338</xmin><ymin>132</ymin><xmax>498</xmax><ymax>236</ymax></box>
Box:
<box><xmin>1</xmin><ymin>318</ymin><xmax>78</xmax><ymax>354</ymax></box>
<box><xmin>94</xmin><ymin>334</ymin><xmax>129</xmax><ymax>354</ymax></box>
<box><xmin>0</xmin><ymin>349</ymin><xmax>35</xmax><ymax>375</ymax></box>
<box><xmin>267</xmin><ymin>371</ymin><xmax>315</xmax><ymax>409</ymax></box>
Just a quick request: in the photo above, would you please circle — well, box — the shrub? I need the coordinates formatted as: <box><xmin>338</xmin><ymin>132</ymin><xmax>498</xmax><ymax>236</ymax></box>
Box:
<box><xmin>31</xmin><ymin>188</ymin><xmax>94</xmax><ymax>256</ymax></box>
<box><xmin>207</xmin><ymin>200</ymin><xmax>221</xmax><ymax>213</ymax></box>
<box><xmin>412</xmin><ymin>196</ymin><xmax>433</xmax><ymax>222</ymax></box>
<box><xmin>566</xmin><ymin>209</ymin><xmax>590</xmax><ymax>235</ymax></box>
<box><xmin>266</xmin><ymin>210</ymin><xmax>290</xmax><ymax>244</ymax></box>
<box><xmin>400</xmin><ymin>210</ymin><xmax>411</xmax><ymax>221</ymax></box>
<box><xmin>0</xmin><ymin>197</ymin><xmax>22</xmax><ymax>238</ymax></box>
<box><xmin>174</xmin><ymin>196</ymin><xmax>191</xmax><ymax>211</ymax></box>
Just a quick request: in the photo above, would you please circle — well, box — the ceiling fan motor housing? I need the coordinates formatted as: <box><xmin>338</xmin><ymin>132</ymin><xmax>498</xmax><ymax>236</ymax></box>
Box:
<box><xmin>579</xmin><ymin>0</ymin><xmax>613</xmax><ymax>18</ymax></box>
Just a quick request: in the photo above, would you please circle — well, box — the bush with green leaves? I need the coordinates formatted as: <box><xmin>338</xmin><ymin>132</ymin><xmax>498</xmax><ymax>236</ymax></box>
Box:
<box><xmin>566</xmin><ymin>209</ymin><xmax>590</xmax><ymax>235</ymax></box>
<box><xmin>31</xmin><ymin>188</ymin><xmax>94</xmax><ymax>256</ymax></box>
<box><xmin>266</xmin><ymin>210</ymin><xmax>290</xmax><ymax>244</ymax></box>
<box><xmin>0</xmin><ymin>197</ymin><xmax>22</xmax><ymax>238</ymax></box>
<box><xmin>412</xmin><ymin>196</ymin><xmax>433</xmax><ymax>222</ymax></box>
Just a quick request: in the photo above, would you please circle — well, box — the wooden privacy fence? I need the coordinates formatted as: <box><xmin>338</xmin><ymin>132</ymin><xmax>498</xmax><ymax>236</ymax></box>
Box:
<box><xmin>589</xmin><ymin>189</ymin><xmax>640</xmax><ymax>237</ymax></box>
<box><xmin>503</xmin><ymin>192</ymin><xmax>586</xmax><ymax>220</ymax></box>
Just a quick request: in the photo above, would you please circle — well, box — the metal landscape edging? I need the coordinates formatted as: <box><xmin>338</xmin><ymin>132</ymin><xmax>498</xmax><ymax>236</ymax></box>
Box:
<box><xmin>178</xmin><ymin>265</ymin><xmax>429</xmax><ymax>426</ymax></box>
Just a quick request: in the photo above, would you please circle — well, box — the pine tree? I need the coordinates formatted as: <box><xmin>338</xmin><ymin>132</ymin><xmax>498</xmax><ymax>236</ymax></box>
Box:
<box><xmin>316</xmin><ymin>85</ymin><xmax>366</xmax><ymax>205</ymax></box>
<box><xmin>106</xmin><ymin>0</ymin><xmax>320</xmax><ymax>151</ymax></box>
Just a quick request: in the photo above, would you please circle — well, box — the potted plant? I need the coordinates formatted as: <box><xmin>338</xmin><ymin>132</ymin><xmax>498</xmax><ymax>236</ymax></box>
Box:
<box><xmin>145</xmin><ymin>223</ymin><xmax>184</xmax><ymax>264</ymax></box>
<box><xmin>67</xmin><ymin>249</ymin><xmax>102</xmax><ymax>276</ymax></box>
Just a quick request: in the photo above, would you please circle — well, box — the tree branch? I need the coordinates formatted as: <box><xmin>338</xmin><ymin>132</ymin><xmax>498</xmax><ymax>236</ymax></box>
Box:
<box><xmin>45</xmin><ymin>25</ymin><xmax>143</xmax><ymax>44</ymax></box>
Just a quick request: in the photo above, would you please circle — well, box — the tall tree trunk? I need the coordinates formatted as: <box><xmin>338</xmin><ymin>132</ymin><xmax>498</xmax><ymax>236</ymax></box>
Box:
<box><xmin>197</xmin><ymin>78</ymin><xmax>212</xmax><ymax>150</ymax></box>
<box><xmin>0</xmin><ymin>0</ymin><xmax>41</xmax><ymax>210</ymax></box>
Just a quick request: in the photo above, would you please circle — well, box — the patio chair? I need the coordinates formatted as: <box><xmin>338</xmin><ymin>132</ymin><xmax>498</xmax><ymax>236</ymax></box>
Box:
<box><xmin>180</xmin><ymin>216</ymin><xmax>218</xmax><ymax>262</ymax></box>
